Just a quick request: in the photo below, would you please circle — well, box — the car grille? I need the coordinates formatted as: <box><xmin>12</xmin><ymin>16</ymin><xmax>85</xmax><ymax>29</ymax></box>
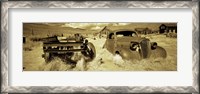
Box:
<box><xmin>140</xmin><ymin>39</ymin><xmax>151</xmax><ymax>58</ymax></box>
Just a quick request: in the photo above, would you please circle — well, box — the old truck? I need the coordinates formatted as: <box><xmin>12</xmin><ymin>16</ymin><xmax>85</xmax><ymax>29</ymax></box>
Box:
<box><xmin>104</xmin><ymin>29</ymin><xmax>167</xmax><ymax>60</ymax></box>
<box><xmin>42</xmin><ymin>33</ymin><xmax>96</xmax><ymax>64</ymax></box>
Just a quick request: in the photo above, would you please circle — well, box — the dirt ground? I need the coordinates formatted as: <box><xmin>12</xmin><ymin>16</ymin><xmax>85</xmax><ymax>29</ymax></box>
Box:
<box><xmin>23</xmin><ymin>34</ymin><xmax>177</xmax><ymax>71</ymax></box>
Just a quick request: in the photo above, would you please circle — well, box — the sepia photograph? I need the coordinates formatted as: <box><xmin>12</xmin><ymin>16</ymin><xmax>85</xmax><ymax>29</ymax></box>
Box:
<box><xmin>23</xmin><ymin>23</ymin><xmax>177</xmax><ymax>71</ymax></box>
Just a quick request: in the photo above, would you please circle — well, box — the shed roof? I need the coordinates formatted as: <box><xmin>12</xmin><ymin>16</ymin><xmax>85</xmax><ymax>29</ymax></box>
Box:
<box><xmin>160</xmin><ymin>23</ymin><xmax>177</xmax><ymax>27</ymax></box>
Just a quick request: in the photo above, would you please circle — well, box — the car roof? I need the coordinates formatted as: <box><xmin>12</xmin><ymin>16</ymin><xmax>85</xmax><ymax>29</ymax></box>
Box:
<box><xmin>109</xmin><ymin>29</ymin><xmax>137</xmax><ymax>33</ymax></box>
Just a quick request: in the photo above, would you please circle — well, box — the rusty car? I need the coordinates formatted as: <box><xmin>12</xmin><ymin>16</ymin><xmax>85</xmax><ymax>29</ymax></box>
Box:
<box><xmin>104</xmin><ymin>30</ymin><xmax>167</xmax><ymax>60</ymax></box>
<box><xmin>42</xmin><ymin>33</ymin><xmax>96</xmax><ymax>64</ymax></box>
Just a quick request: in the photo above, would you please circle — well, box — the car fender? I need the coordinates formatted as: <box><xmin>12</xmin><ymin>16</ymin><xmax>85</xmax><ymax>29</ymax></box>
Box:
<box><xmin>150</xmin><ymin>46</ymin><xmax>167</xmax><ymax>58</ymax></box>
<box><xmin>116</xmin><ymin>48</ymin><xmax>141</xmax><ymax>60</ymax></box>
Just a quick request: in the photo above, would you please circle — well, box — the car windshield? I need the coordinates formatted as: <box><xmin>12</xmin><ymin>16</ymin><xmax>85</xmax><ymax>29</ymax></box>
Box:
<box><xmin>116</xmin><ymin>31</ymin><xmax>137</xmax><ymax>37</ymax></box>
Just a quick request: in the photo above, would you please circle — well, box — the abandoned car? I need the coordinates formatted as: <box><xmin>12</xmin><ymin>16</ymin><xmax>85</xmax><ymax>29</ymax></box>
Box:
<box><xmin>104</xmin><ymin>30</ymin><xmax>167</xmax><ymax>60</ymax></box>
<box><xmin>42</xmin><ymin>33</ymin><xmax>96</xmax><ymax>64</ymax></box>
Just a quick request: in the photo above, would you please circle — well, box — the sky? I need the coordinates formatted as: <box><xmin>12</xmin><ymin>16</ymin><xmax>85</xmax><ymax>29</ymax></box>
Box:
<box><xmin>61</xmin><ymin>23</ymin><xmax>130</xmax><ymax>30</ymax></box>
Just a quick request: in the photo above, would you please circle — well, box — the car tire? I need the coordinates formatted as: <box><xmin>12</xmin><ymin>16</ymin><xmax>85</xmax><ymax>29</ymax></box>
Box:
<box><xmin>44</xmin><ymin>52</ymin><xmax>52</xmax><ymax>63</ymax></box>
<box><xmin>82</xmin><ymin>42</ymin><xmax>96</xmax><ymax>62</ymax></box>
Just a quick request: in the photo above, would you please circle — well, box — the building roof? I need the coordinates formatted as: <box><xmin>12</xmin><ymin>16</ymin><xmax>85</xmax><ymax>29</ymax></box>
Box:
<box><xmin>108</xmin><ymin>29</ymin><xmax>137</xmax><ymax>33</ymax></box>
<box><xmin>160</xmin><ymin>23</ymin><xmax>177</xmax><ymax>27</ymax></box>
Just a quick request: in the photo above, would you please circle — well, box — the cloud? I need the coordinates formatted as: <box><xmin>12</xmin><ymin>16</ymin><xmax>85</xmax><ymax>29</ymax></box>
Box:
<box><xmin>61</xmin><ymin>23</ymin><xmax>88</xmax><ymax>28</ymax></box>
<box><xmin>62</xmin><ymin>23</ymin><xmax>108</xmax><ymax>30</ymax></box>
<box><xmin>62</xmin><ymin>23</ymin><xmax>130</xmax><ymax>30</ymax></box>
<box><xmin>112</xmin><ymin>23</ymin><xmax>130</xmax><ymax>26</ymax></box>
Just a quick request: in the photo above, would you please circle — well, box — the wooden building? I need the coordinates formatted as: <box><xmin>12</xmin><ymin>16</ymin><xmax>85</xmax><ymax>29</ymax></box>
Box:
<box><xmin>135</xmin><ymin>28</ymin><xmax>152</xmax><ymax>35</ymax></box>
<box><xmin>159</xmin><ymin>23</ymin><xmax>177</xmax><ymax>34</ymax></box>
<box><xmin>93</xmin><ymin>26</ymin><xmax>111</xmax><ymax>38</ymax></box>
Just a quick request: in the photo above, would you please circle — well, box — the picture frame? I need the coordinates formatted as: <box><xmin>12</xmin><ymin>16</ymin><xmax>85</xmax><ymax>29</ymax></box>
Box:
<box><xmin>1</xmin><ymin>1</ymin><xmax>199</xmax><ymax>93</ymax></box>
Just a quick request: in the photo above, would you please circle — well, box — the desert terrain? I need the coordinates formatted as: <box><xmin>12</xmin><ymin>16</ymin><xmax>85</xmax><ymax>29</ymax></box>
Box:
<box><xmin>23</xmin><ymin>23</ymin><xmax>177</xmax><ymax>71</ymax></box>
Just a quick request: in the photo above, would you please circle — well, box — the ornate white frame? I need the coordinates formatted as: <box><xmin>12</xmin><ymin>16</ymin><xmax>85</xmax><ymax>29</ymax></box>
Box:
<box><xmin>1</xmin><ymin>1</ymin><xmax>199</xmax><ymax>93</ymax></box>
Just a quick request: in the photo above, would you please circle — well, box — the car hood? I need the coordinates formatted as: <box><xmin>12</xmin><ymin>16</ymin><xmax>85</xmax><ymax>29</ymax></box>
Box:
<box><xmin>116</xmin><ymin>37</ymin><xmax>147</xmax><ymax>43</ymax></box>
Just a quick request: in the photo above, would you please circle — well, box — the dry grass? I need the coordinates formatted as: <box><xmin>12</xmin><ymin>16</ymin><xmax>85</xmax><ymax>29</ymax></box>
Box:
<box><xmin>23</xmin><ymin>34</ymin><xmax>177</xmax><ymax>71</ymax></box>
<box><xmin>39</xmin><ymin>57</ymin><xmax>73</xmax><ymax>71</ymax></box>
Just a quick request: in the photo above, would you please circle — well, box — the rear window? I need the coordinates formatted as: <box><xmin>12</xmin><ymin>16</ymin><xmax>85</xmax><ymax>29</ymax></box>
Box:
<box><xmin>116</xmin><ymin>31</ymin><xmax>137</xmax><ymax>37</ymax></box>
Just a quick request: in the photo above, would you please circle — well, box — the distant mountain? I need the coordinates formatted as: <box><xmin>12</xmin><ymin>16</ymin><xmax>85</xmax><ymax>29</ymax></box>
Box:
<box><xmin>23</xmin><ymin>23</ymin><xmax>87</xmax><ymax>36</ymax></box>
<box><xmin>105</xmin><ymin>23</ymin><xmax>163</xmax><ymax>31</ymax></box>
<box><xmin>23</xmin><ymin>23</ymin><xmax>176</xmax><ymax>37</ymax></box>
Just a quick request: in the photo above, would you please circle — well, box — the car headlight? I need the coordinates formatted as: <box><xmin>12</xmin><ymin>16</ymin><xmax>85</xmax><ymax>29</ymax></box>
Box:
<box><xmin>83</xmin><ymin>39</ymin><xmax>88</xmax><ymax>44</ymax></box>
<box><xmin>151</xmin><ymin>42</ymin><xmax>157</xmax><ymax>50</ymax></box>
<box><xmin>43</xmin><ymin>46</ymin><xmax>47</xmax><ymax>50</ymax></box>
<box><xmin>130</xmin><ymin>42</ymin><xmax>139</xmax><ymax>51</ymax></box>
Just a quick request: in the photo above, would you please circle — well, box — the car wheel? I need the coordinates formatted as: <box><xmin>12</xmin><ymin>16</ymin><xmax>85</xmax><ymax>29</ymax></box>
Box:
<box><xmin>44</xmin><ymin>52</ymin><xmax>52</xmax><ymax>63</ymax></box>
<box><xmin>82</xmin><ymin>42</ymin><xmax>96</xmax><ymax>62</ymax></box>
